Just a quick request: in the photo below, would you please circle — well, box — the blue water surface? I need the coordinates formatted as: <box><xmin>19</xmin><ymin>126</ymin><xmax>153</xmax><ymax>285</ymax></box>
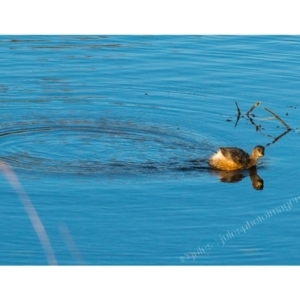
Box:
<box><xmin>0</xmin><ymin>36</ymin><xmax>299</xmax><ymax>265</ymax></box>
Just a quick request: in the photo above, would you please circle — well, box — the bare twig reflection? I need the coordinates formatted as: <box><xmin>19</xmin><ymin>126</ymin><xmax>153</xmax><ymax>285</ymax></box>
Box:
<box><xmin>246</xmin><ymin>114</ymin><xmax>261</xmax><ymax>132</ymax></box>
<box><xmin>234</xmin><ymin>101</ymin><xmax>262</xmax><ymax>130</ymax></box>
<box><xmin>233</xmin><ymin>101</ymin><xmax>292</xmax><ymax>146</ymax></box>
<box><xmin>264</xmin><ymin>129</ymin><xmax>291</xmax><ymax>147</ymax></box>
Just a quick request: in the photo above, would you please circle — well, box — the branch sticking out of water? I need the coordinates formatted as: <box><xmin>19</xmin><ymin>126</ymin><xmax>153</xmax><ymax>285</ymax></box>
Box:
<box><xmin>234</xmin><ymin>102</ymin><xmax>241</xmax><ymax>128</ymax></box>
<box><xmin>233</xmin><ymin>101</ymin><xmax>292</xmax><ymax>146</ymax></box>
<box><xmin>0</xmin><ymin>161</ymin><xmax>57</xmax><ymax>265</ymax></box>
<box><xmin>246</xmin><ymin>101</ymin><xmax>261</xmax><ymax>116</ymax></box>
<box><xmin>234</xmin><ymin>101</ymin><xmax>261</xmax><ymax>129</ymax></box>
<box><xmin>263</xmin><ymin>107</ymin><xmax>292</xmax><ymax>130</ymax></box>
<box><xmin>235</xmin><ymin>101</ymin><xmax>241</xmax><ymax>116</ymax></box>
<box><xmin>247</xmin><ymin>115</ymin><xmax>261</xmax><ymax>132</ymax></box>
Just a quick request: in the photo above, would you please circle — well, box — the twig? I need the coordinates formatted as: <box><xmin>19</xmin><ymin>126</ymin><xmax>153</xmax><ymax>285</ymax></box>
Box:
<box><xmin>263</xmin><ymin>107</ymin><xmax>292</xmax><ymax>130</ymax></box>
<box><xmin>234</xmin><ymin>102</ymin><xmax>241</xmax><ymax>128</ymax></box>
<box><xmin>246</xmin><ymin>101</ymin><xmax>261</xmax><ymax>116</ymax></box>
<box><xmin>246</xmin><ymin>115</ymin><xmax>261</xmax><ymax>132</ymax></box>
<box><xmin>235</xmin><ymin>101</ymin><xmax>241</xmax><ymax>116</ymax></box>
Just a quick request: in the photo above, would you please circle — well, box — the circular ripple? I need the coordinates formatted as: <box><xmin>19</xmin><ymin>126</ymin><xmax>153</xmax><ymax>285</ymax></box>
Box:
<box><xmin>0</xmin><ymin>119</ymin><xmax>213</xmax><ymax>175</ymax></box>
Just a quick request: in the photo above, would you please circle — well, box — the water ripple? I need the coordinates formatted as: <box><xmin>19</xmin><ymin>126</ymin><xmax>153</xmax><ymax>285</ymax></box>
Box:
<box><xmin>0</xmin><ymin>119</ymin><xmax>212</xmax><ymax>175</ymax></box>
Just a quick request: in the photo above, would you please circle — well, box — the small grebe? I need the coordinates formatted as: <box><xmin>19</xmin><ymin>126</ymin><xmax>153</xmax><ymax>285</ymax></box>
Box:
<box><xmin>208</xmin><ymin>145</ymin><xmax>264</xmax><ymax>171</ymax></box>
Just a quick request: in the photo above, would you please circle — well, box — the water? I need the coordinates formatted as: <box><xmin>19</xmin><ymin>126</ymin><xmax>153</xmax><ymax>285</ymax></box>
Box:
<box><xmin>0</xmin><ymin>36</ymin><xmax>299</xmax><ymax>265</ymax></box>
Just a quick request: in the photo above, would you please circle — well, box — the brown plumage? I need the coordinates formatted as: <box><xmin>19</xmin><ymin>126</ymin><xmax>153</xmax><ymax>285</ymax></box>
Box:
<box><xmin>208</xmin><ymin>145</ymin><xmax>265</xmax><ymax>171</ymax></box>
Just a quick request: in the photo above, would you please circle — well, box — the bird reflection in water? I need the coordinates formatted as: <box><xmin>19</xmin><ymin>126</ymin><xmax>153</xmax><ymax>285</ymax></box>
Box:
<box><xmin>210</xmin><ymin>166</ymin><xmax>264</xmax><ymax>190</ymax></box>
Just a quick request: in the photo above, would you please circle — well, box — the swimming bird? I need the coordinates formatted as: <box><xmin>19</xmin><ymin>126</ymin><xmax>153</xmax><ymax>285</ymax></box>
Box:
<box><xmin>208</xmin><ymin>145</ymin><xmax>265</xmax><ymax>171</ymax></box>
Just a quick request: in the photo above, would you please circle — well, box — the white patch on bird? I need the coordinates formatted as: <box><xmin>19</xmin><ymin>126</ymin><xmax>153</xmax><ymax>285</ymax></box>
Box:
<box><xmin>211</xmin><ymin>150</ymin><xmax>224</xmax><ymax>160</ymax></box>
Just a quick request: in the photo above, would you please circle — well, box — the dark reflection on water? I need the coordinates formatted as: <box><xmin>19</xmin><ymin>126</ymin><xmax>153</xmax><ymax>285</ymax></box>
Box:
<box><xmin>233</xmin><ymin>100</ymin><xmax>293</xmax><ymax>148</ymax></box>
<box><xmin>210</xmin><ymin>167</ymin><xmax>264</xmax><ymax>190</ymax></box>
<box><xmin>0</xmin><ymin>119</ymin><xmax>213</xmax><ymax>176</ymax></box>
<box><xmin>0</xmin><ymin>114</ymin><xmax>266</xmax><ymax>188</ymax></box>
<box><xmin>0</xmin><ymin>101</ymin><xmax>290</xmax><ymax>180</ymax></box>
<box><xmin>0</xmin><ymin>115</ymin><xmax>267</xmax><ymax>189</ymax></box>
